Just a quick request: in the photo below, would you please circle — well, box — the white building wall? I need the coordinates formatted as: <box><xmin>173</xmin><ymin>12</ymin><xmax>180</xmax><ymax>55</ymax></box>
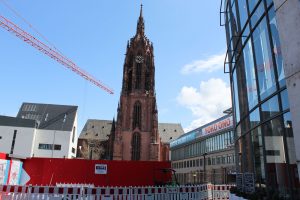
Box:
<box><xmin>274</xmin><ymin>0</ymin><xmax>300</xmax><ymax>176</ymax></box>
<box><xmin>0</xmin><ymin>121</ymin><xmax>77</xmax><ymax>159</ymax></box>
<box><xmin>33</xmin><ymin>129</ymin><xmax>73</xmax><ymax>158</ymax></box>
<box><xmin>0</xmin><ymin>126</ymin><xmax>36</xmax><ymax>158</ymax></box>
<box><xmin>67</xmin><ymin>113</ymin><xmax>77</xmax><ymax>158</ymax></box>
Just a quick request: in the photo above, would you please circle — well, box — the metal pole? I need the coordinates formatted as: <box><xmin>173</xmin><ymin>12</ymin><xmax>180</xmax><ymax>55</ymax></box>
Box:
<box><xmin>203</xmin><ymin>153</ymin><xmax>206</xmax><ymax>183</ymax></box>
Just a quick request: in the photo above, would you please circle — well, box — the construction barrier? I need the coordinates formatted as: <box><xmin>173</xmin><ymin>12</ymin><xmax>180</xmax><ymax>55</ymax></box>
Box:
<box><xmin>0</xmin><ymin>184</ymin><xmax>233</xmax><ymax>200</ymax></box>
<box><xmin>207</xmin><ymin>184</ymin><xmax>234</xmax><ymax>199</ymax></box>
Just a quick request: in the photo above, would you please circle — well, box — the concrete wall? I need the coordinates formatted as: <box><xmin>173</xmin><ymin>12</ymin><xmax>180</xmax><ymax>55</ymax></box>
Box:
<box><xmin>274</xmin><ymin>0</ymin><xmax>300</xmax><ymax>176</ymax></box>
<box><xmin>32</xmin><ymin>129</ymin><xmax>73</xmax><ymax>158</ymax></box>
<box><xmin>0</xmin><ymin>126</ymin><xmax>36</xmax><ymax>157</ymax></box>
<box><xmin>0</xmin><ymin>124</ymin><xmax>77</xmax><ymax>159</ymax></box>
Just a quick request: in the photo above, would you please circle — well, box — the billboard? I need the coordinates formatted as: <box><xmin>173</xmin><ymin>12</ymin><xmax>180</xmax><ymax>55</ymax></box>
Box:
<box><xmin>202</xmin><ymin>116</ymin><xmax>233</xmax><ymax>136</ymax></box>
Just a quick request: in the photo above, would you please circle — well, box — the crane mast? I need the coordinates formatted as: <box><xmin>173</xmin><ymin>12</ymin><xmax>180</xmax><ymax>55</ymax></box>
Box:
<box><xmin>0</xmin><ymin>15</ymin><xmax>114</xmax><ymax>94</ymax></box>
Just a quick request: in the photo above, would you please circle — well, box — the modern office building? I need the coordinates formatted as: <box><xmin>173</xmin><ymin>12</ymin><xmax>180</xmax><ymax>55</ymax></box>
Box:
<box><xmin>222</xmin><ymin>0</ymin><xmax>300</xmax><ymax>197</ymax></box>
<box><xmin>0</xmin><ymin>103</ymin><xmax>78</xmax><ymax>158</ymax></box>
<box><xmin>170</xmin><ymin>114</ymin><xmax>235</xmax><ymax>185</ymax></box>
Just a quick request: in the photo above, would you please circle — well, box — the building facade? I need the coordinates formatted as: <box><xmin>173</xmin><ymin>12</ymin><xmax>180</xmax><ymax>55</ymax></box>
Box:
<box><xmin>109</xmin><ymin>6</ymin><xmax>162</xmax><ymax>161</ymax></box>
<box><xmin>223</xmin><ymin>0</ymin><xmax>300</xmax><ymax>197</ymax></box>
<box><xmin>77</xmin><ymin>119</ymin><xmax>184</xmax><ymax>161</ymax></box>
<box><xmin>0</xmin><ymin>103</ymin><xmax>78</xmax><ymax>158</ymax></box>
<box><xmin>170</xmin><ymin>115</ymin><xmax>235</xmax><ymax>185</ymax></box>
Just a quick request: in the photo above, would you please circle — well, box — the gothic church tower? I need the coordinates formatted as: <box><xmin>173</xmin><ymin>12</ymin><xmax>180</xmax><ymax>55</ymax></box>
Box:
<box><xmin>111</xmin><ymin>5</ymin><xmax>160</xmax><ymax>161</ymax></box>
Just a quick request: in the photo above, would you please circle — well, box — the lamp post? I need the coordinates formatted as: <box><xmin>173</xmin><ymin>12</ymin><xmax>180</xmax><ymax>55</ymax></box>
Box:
<box><xmin>202</xmin><ymin>152</ymin><xmax>207</xmax><ymax>183</ymax></box>
<box><xmin>193</xmin><ymin>172</ymin><xmax>197</xmax><ymax>185</ymax></box>
<box><xmin>238</xmin><ymin>151</ymin><xmax>242</xmax><ymax>172</ymax></box>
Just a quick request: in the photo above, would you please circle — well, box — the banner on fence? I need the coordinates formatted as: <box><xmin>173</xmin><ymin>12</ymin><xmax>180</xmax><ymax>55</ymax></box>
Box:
<box><xmin>0</xmin><ymin>159</ymin><xmax>9</xmax><ymax>184</ymax></box>
<box><xmin>95</xmin><ymin>164</ymin><xmax>107</xmax><ymax>174</ymax></box>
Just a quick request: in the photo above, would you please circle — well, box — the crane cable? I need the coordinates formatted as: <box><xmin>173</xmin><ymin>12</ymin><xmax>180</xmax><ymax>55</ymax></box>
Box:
<box><xmin>0</xmin><ymin>0</ymin><xmax>65</xmax><ymax>56</ymax></box>
<box><xmin>1</xmin><ymin>0</ymin><xmax>91</xmax><ymax>116</ymax></box>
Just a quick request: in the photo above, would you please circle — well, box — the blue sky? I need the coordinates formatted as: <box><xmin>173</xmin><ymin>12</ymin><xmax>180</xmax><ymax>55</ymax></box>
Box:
<box><xmin>0</xmin><ymin>0</ymin><xmax>231</xmax><ymax>133</ymax></box>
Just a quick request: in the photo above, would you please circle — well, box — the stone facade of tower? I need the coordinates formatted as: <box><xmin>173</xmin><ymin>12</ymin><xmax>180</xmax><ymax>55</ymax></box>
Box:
<box><xmin>110</xmin><ymin>6</ymin><xmax>161</xmax><ymax>161</ymax></box>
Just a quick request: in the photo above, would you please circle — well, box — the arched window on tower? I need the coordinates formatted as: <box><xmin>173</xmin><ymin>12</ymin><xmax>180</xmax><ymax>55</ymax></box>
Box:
<box><xmin>131</xmin><ymin>132</ymin><xmax>141</xmax><ymax>160</ymax></box>
<box><xmin>135</xmin><ymin>63</ymin><xmax>142</xmax><ymax>89</ymax></box>
<box><xmin>128</xmin><ymin>70</ymin><xmax>132</xmax><ymax>91</ymax></box>
<box><xmin>133</xmin><ymin>101</ymin><xmax>141</xmax><ymax>129</ymax></box>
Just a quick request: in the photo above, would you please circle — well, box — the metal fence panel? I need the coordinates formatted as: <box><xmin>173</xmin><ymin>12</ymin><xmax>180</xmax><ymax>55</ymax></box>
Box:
<box><xmin>0</xmin><ymin>184</ymin><xmax>234</xmax><ymax>200</ymax></box>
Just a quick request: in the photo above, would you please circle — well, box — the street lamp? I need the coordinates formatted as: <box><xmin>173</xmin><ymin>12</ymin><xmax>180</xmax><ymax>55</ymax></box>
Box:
<box><xmin>193</xmin><ymin>172</ymin><xmax>197</xmax><ymax>185</ymax></box>
<box><xmin>202</xmin><ymin>152</ymin><xmax>207</xmax><ymax>183</ymax></box>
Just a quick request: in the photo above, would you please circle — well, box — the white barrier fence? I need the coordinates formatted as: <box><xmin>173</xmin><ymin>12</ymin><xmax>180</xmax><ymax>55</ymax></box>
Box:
<box><xmin>0</xmin><ymin>184</ymin><xmax>233</xmax><ymax>200</ymax></box>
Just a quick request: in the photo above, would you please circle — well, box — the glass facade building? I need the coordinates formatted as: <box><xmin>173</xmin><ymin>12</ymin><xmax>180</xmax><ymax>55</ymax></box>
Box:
<box><xmin>223</xmin><ymin>0</ymin><xmax>300</xmax><ymax>198</ymax></box>
<box><xmin>170</xmin><ymin>115</ymin><xmax>235</xmax><ymax>185</ymax></box>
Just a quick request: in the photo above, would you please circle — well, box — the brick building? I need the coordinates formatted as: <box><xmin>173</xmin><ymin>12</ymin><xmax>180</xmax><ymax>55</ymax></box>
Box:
<box><xmin>109</xmin><ymin>6</ymin><xmax>162</xmax><ymax>161</ymax></box>
<box><xmin>77</xmin><ymin>6</ymin><xmax>184</xmax><ymax>161</ymax></box>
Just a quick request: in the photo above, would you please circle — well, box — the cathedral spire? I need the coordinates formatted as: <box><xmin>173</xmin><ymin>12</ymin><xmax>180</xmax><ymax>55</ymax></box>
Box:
<box><xmin>136</xmin><ymin>4</ymin><xmax>144</xmax><ymax>36</ymax></box>
<box><xmin>111</xmin><ymin>117</ymin><xmax>116</xmax><ymax>132</ymax></box>
<box><xmin>139</xmin><ymin>4</ymin><xmax>143</xmax><ymax>18</ymax></box>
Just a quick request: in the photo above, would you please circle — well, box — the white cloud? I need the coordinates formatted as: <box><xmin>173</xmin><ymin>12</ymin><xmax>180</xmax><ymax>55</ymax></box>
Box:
<box><xmin>181</xmin><ymin>53</ymin><xmax>225</xmax><ymax>74</ymax></box>
<box><xmin>177</xmin><ymin>78</ymin><xmax>232</xmax><ymax>132</ymax></box>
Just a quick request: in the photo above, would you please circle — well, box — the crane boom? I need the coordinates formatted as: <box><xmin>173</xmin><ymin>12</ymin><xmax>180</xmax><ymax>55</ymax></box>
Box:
<box><xmin>0</xmin><ymin>15</ymin><xmax>114</xmax><ymax>94</ymax></box>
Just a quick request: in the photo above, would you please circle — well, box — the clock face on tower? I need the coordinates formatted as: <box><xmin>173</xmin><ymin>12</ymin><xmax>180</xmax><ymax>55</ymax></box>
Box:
<box><xmin>135</xmin><ymin>55</ymin><xmax>144</xmax><ymax>63</ymax></box>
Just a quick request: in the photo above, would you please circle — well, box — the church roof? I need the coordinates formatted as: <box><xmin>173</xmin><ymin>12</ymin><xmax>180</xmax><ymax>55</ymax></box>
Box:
<box><xmin>79</xmin><ymin>119</ymin><xmax>113</xmax><ymax>141</ymax></box>
<box><xmin>79</xmin><ymin>119</ymin><xmax>184</xmax><ymax>143</ymax></box>
<box><xmin>158</xmin><ymin>123</ymin><xmax>184</xmax><ymax>143</ymax></box>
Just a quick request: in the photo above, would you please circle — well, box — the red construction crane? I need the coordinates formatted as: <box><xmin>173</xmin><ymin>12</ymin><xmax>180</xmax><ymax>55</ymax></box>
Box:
<box><xmin>0</xmin><ymin>15</ymin><xmax>114</xmax><ymax>95</ymax></box>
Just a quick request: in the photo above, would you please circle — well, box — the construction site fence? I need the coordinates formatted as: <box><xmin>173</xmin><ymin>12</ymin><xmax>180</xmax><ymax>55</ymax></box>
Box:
<box><xmin>0</xmin><ymin>184</ymin><xmax>234</xmax><ymax>200</ymax></box>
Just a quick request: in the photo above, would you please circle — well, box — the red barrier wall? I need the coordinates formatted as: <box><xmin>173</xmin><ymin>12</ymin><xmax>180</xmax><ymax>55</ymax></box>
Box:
<box><xmin>22</xmin><ymin>158</ymin><xmax>172</xmax><ymax>187</ymax></box>
<box><xmin>0</xmin><ymin>153</ymin><xmax>7</xmax><ymax>159</ymax></box>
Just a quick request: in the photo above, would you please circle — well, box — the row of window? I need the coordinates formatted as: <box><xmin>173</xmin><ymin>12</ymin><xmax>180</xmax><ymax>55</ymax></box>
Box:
<box><xmin>171</xmin><ymin>131</ymin><xmax>234</xmax><ymax>161</ymax></box>
<box><xmin>236</xmin><ymin>90</ymin><xmax>290</xmax><ymax>138</ymax></box>
<box><xmin>38</xmin><ymin>143</ymin><xmax>61</xmax><ymax>150</ymax></box>
<box><xmin>21</xmin><ymin>113</ymin><xmax>40</xmax><ymax>120</ymax></box>
<box><xmin>227</xmin><ymin>2</ymin><xmax>285</xmax><ymax>124</ymax></box>
<box><xmin>225</xmin><ymin>1</ymin><xmax>300</xmax><ymax>197</ymax></box>
<box><xmin>22</xmin><ymin>104</ymin><xmax>37</xmax><ymax>112</ymax></box>
<box><xmin>39</xmin><ymin>144</ymin><xmax>77</xmax><ymax>154</ymax></box>
<box><xmin>172</xmin><ymin>154</ymin><xmax>235</xmax><ymax>169</ymax></box>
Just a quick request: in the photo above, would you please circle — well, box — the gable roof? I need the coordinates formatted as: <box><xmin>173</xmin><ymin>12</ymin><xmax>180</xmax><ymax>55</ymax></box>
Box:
<box><xmin>158</xmin><ymin>123</ymin><xmax>184</xmax><ymax>143</ymax></box>
<box><xmin>17</xmin><ymin>102</ymin><xmax>78</xmax><ymax>131</ymax></box>
<box><xmin>79</xmin><ymin>119</ymin><xmax>113</xmax><ymax>141</ymax></box>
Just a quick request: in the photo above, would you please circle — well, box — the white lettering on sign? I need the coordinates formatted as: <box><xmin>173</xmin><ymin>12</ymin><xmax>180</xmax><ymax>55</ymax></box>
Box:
<box><xmin>95</xmin><ymin>164</ymin><xmax>107</xmax><ymax>174</ymax></box>
<box><xmin>202</xmin><ymin>116</ymin><xmax>233</xmax><ymax>135</ymax></box>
